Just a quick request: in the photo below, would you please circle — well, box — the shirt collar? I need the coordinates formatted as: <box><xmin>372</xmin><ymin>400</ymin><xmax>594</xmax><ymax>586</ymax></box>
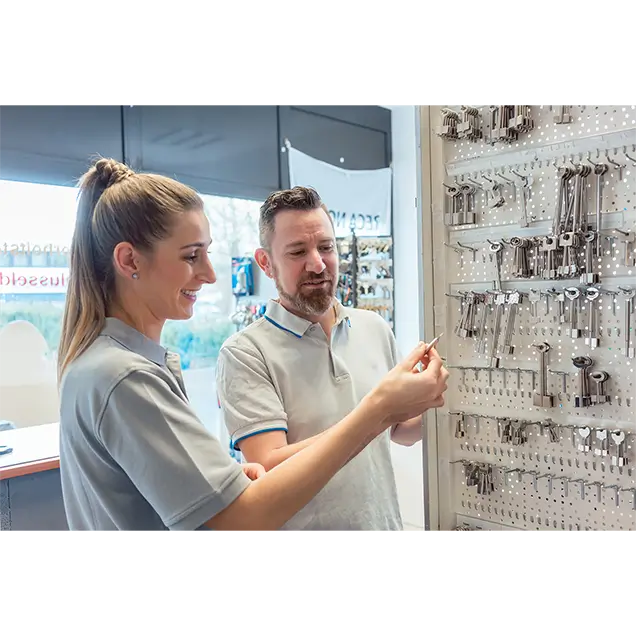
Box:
<box><xmin>264</xmin><ymin>299</ymin><xmax>352</xmax><ymax>338</ymax></box>
<box><xmin>101</xmin><ymin>317</ymin><xmax>168</xmax><ymax>366</ymax></box>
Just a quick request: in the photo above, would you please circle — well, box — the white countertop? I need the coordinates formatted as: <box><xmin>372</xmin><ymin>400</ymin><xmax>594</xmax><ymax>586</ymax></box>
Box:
<box><xmin>0</xmin><ymin>422</ymin><xmax>60</xmax><ymax>470</ymax></box>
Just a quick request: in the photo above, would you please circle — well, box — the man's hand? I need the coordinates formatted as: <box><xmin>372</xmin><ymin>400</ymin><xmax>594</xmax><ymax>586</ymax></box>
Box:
<box><xmin>241</xmin><ymin>462</ymin><xmax>266</xmax><ymax>480</ymax></box>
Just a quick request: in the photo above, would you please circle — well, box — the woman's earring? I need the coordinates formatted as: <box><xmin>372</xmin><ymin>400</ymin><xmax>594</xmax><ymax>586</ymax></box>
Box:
<box><xmin>132</xmin><ymin>272</ymin><xmax>139</xmax><ymax>280</ymax></box>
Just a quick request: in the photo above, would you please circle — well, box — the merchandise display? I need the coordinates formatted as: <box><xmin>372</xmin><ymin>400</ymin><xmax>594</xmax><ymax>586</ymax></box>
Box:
<box><xmin>336</xmin><ymin>233</ymin><xmax>394</xmax><ymax>328</ymax></box>
<box><xmin>429</xmin><ymin>105</ymin><xmax>636</xmax><ymax>531</ymax></box>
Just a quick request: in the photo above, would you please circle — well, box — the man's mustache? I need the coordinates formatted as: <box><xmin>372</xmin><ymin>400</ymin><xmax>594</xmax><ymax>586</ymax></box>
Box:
<box><xmin>299</xmin><ymin>274</ymin><xmax>333</xmax><ymax>284</ymax></box>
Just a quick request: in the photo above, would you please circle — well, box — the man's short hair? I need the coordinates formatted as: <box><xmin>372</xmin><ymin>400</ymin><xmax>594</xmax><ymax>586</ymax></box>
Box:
<box><xmin>259</xmin><ymin>186</ymin><xmax>329</xmax><ymax>248</ymax></box>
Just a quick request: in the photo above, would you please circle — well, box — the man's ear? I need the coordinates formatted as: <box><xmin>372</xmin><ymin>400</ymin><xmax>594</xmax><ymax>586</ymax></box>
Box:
<box><xmin>254</xmin><ymin>248</ymin><xmax>273</xmax><ymax>278</ymax></box>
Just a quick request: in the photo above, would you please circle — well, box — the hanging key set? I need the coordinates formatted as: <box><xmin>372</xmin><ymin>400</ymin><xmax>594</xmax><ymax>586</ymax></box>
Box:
<box><xmin>436</xmin><ymin>105</ymin><xmax>533</xmax><ymax>145</ymax></box>
<box><xmin>450</xmin><ymin>411</ymin><xmax>631</xmax><ymax>468</ymax></box>
<box><xmin>439</xmin><ymin>106</ymin><xmax>636</xmax><ymax>530</ymax></box>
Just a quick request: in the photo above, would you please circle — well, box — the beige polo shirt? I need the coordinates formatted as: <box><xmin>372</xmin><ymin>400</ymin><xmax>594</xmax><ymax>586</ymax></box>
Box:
<box><xmin>59</xmin><ymin>318</ymin><xmax>251</xmax><ymax>530</ymax></box>
<box><xmin>216</xmin><ymin>300</ymin><xmax>402</xmax><ymax>531</ymax></box>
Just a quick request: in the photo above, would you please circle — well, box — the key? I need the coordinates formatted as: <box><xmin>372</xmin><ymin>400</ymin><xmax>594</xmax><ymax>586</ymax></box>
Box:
<box><xmin>510</xmin><ymin>237</ymin><xmax>531</xmax><ymax>278</ymax></box>
<box><xmin>621</xmin><ymin>288</ymin><xmax>635</xmax><ymax>358</ymax></box>
<box><xmin>576</xmin><ymin>427</ymin><xmax>592</xmax><ymax>453</ymax></box>
<box><xmin>474</xmin><ymin>293</ymin><xmax>491</xmax><ymax>354</ymax></box>
<box><xmin>518</xmin><ymin>175</ymin><xmax>532</xmax><ymax>227</ymax></box>
<box><xmin>455</xmin><ymin>292</ymin><xmax>476</xmax><ymax>339</ymax></box>
<box><xmin>581</xmin><ymin>231</ymin><xmax>599</xmax><ymax>285</ymax></box>
<box><xmin>438</xmin><ymin>109</ymin><xmax>460</xmax><ymax>140</ymax></box>
<box><xmin>454</xmin><ymin>412</ymin><xmax>467</xmax><ymax>439</ymax></box>
<box><xmin>589</xmin><ymin>370</ymin><xmax>609</xmax><ymax>404</ymax></box>
<box><xmin>615</xmin><ymin>230</ymin><xmax>635</xmax><ymax>266</ymax></box>
<box><xmin>528</xmin><ymin>289</ymin><xmax>541</xmax><ymax>319</ymax></box>
<box><xmin>540</xmin><ymin>236</ymin><xmax>559</xmax><ymax>280</ymax></box>
<box><xmin>554</xmin><ymin>105</ymin><xmax>573</xmax><ymax>124</ymax></box>
<box><xmin>594</xmin><ymin>164</ymin><xmax>607</xmax><ymax>258</ymax></box>
<box><xmin>585</xmin><ymin>287</ymin><xmax>601</xmax><ymax>349</ymax></box>
<box><xmin>458</xmin><ymin>106</ymin><xmax>482</xmax><ymax>141</ymax></box>
<box><xmin>488</xmin><ymin>241</ymin><xmax>504</xmax><ymax>290</ymax></box>
<box><xmin>610</xmin><ymin>431</ymin><xmax>628</xmax><ymax>467</ymax></box>
<box><xmin>532</xmin><ymin>342</ymin><xmax>554</xmax><ymax>408</ymax></box>
<box><xmin>490</xmin><ymin>292</ymin><xmax>506</xmax><ymax>368</ymax></box>
<box><xmin>460</xmin><ymin>183</ymin><xmax>476</xmax><ymax>225</ymax></box>
<box><xmin>572</xmin><ymin>355</ymin><xmax>593</xmax><ymax>408</ymax></box>
<box><xmin>559</xmin><ymin>232</ymin><xmax>579</xmax><ymax>278</ymax></box>
<box><xmin>564</xmin><ymin>287</ymin><xmax>582</xmax><ymax>339</ymax></box>
<box><xmin>497</xmin><ymin>292</ymin><xmax>520</xmax><ymax>356</ymax></box>
<box><xmin>499</xmin><ymin>418</ymin><xmax>511</xmax><ymax>444</ymax></box>
<box><xmin>594</xmin><ymin>429</ymin><xmax>609</xmax><ymax>457</ymax></box>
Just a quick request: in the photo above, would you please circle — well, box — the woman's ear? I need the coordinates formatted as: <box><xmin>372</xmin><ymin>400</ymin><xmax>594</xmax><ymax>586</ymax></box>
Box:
<box><xmin>112</xmin><ymin>242</ymin><xmax>142</xmax><ymax>280</ymax></box>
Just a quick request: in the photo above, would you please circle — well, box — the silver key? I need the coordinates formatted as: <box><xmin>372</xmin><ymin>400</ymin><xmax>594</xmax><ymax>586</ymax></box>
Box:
<box><xmin>489</xmin><ymin>241</ymin><xmax>504</xmax><ymax>291</ymax></box>
<box><xmin>576</xmin><ymin>426</ymin><xmax>592</xmax><ymax>453</ymax></box>
<box><xmin>594</xmin><ymin>429</ymin><xmax>609</xmax><ymax>457</ymax></box>
<box><xmin>621</xmin><ymin>288</ymin><xmax>635</xmax><ymax>358</ymax></box>
<box><xmin>564</xmin><ymin>287</ymin><xmax>582</xmax><ymax>338</ymax></box>
<box><xmin>572</xmin><ymin>355</ymin><xmax>593</xmax><ymax>408</ymax></box>
<box><xmin>585</xmin><ymin>287</ymin><xmax>601</xmax><ymax>349</ymax></box>
<box><xmin>589</xmin><ymin>370</ymin><xmax>609</xmax><ymax>404</ymax></box>
<box><xmin>532</xmin><ymin>342</ymin><xmax>554</xmax><ymax>408</ymax></box>
<box><xmin>610</xmin><ymin>431</ymin><xmax>628</xmax><ymax>467</ymax></box>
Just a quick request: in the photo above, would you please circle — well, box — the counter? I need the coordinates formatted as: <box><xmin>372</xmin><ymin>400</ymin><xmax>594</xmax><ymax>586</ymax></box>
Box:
<box><xmin>0</xmin><ymin>422</ymin><xmax>60</xmax><ymax>480</ymax></box>
<box><xmin>0</xmin><ymin>422</ymin><xmax>67</xmax><ymax>530</ymax></box>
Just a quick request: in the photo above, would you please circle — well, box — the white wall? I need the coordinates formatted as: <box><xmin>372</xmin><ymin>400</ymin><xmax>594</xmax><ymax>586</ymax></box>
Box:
<box><xmin>386</xmin><ymin>106</ymin><xmax>425</xmax><ymax>530</ymax></box>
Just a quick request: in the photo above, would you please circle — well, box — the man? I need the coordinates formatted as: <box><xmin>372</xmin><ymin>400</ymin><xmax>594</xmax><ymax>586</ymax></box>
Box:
<box><xmin>216</xmin><ymin>186</ymin><xmax>442</xmax><ymax>530</ymax></box>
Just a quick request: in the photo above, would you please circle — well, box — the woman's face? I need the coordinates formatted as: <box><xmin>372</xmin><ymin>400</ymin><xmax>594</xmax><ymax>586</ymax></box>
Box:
<box><xmin>132</xmin><ymin>208</ymin><xmax>217</xmax><ymax>322</ymax></box>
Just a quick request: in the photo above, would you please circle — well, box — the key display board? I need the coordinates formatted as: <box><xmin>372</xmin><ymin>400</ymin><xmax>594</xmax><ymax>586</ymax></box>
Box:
<box><xmin>423</xmin><ymin>106</ymin><xmax>636</xmax><ymax>531</ymax></box>
<box><xmin>336</xmin><ymin>234</ymin><xmax>394</xmax><ymax>329</ymax></box>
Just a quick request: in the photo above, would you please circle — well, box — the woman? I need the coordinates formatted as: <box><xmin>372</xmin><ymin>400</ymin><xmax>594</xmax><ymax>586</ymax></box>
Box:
<box><xmin>58</xmin><ymin>158</ymin><xmax>448</xmax><ymax>530</ymax></box>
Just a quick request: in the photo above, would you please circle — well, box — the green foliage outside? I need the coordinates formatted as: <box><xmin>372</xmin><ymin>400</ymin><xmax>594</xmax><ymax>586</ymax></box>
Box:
<box><xmin>0</xmin><ymin>300</ymin><xmax>234</xmax><ymax>370</ymax></box>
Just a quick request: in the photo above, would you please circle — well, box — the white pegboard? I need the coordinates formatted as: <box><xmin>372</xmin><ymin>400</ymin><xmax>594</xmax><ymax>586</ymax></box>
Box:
<box><xmin>426</xmin><ymin>105</ymin><xmax>636</xmax><ymax>531</ymax></box>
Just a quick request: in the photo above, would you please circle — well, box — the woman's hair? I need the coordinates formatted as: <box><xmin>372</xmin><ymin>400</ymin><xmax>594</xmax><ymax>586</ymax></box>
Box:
<box><xmin>57</xmin><ymin>158</ymin><xmax>203</xmax><ymax>381</ymax></box>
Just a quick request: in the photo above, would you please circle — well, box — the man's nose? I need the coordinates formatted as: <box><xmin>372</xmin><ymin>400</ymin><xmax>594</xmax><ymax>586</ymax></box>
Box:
<box><xmin>305</xmin><ymin>249</ymin><xmax>326</xmax><ymax>274</ymax></box>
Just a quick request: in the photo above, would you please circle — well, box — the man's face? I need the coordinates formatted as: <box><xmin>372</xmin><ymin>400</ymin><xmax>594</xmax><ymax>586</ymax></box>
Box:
<box><xmin>259</xmin><ymin>207</ymin><xmax>339</xmax><ymax>318</ymax></box>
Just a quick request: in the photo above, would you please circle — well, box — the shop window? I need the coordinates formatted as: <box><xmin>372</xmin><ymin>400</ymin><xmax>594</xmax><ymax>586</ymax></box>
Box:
<box><xmin>0</xmin><ymin>179</ymin><xmax>261</xmax><ymax>437</ymax></box>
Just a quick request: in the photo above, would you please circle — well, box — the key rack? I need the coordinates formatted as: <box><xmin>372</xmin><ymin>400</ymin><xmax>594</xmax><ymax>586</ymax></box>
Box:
<box><xmin>421</xmin><ymin>106</ymin><xmax>636</xmax><ymax>531</ymax></box>
<box><xmin>336</xmin><ymin>234</ymin><xmax>394</xmax><ymax>329</ymax></box>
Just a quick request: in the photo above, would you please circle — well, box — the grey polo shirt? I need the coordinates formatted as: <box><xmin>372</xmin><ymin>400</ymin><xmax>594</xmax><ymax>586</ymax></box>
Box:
<box><xmin>216</xmin><ymin>300</ymin><xmax>403</xmax><ymax>531</ymax></box>
<box><xmin>59</xmin><ymin>318</ymin><xmax>250</xmax><ymax>530</ymax></box>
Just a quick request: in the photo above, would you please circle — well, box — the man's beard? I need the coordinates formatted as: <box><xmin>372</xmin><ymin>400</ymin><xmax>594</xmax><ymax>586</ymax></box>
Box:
<box><xmin>273</xmin><ymin>266</ymin><xmax>335</xmax><ymax>316</ymax></box>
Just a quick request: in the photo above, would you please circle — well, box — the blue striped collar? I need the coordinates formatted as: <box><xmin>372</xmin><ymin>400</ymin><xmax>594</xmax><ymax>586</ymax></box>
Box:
<box><xmin>264</xmin><ymin>299</ymin><xmax>351</xmax><ymax>338</ymax></box>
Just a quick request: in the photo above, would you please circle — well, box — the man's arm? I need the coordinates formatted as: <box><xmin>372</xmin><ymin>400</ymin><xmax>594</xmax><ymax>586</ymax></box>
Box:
<box><xmin>238</xmin><ymin>429</ymin><xmax>328</xmax><ymax>471</ymax></box>
<box><xmin>390</xmin><ymin>416</ymin><xmax>424</xmax><ymax>447</ymax></box>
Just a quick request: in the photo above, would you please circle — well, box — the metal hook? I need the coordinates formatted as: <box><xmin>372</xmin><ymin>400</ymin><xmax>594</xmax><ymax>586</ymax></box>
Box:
<box><xmin>456</xmin><ymin>242</ymin><xmax>478</xmax><ymax>253</ymax></box>
<box><xmin>510</xmin><ymin>168</ymin><xmax>524</xmax><ymax>178</ymax></box>
<box><xmin>605</xmin><ymin>152</ymin><xmax>625</xmax><ymax>170</ymax></box>
<box><xmin>625</xmin><ymin>151</ymin><xmax>636</xmax><ymax>166</ymax></box>
<box><xmin>586</xmin><ymin>152</ymin><xmax>602</xmax><ymax>168</ymax></box>
<box><xmin>496</xmin><ymin>172</ymin><xmax>515</xmax><ymax>184</ymax></box>
<box><xmin>443</xmin><ymin>242</ymin><xmax>463</xmax><ymax>255</ymax></box>
<box><xmin>466</xmin><ymin>177</ymin><xmax>484</xmax><ymax>189</ymax></box>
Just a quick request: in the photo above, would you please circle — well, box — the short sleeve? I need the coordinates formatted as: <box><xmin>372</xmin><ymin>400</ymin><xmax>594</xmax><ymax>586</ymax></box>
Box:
<box><xmin>98</xmin><ymin>369</ymin><xmax>250</xmax><ymax>530</ymax></box>
<box><xmin>216</xmin><ymin>343</ymin><xmax>288</xmax><ymax>450</ymax></box>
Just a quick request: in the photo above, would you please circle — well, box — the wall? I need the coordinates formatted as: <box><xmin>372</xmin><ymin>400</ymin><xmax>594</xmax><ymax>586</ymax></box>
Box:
<box><xmin>388</xmin><ymin>106</ymin><xmax>425</xmax><ymax>530</ymax></box>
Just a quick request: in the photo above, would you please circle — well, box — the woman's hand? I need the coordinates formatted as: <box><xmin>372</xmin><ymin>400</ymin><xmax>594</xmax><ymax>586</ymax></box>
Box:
<box><xmin>371</xmin><ymin>343</ymin><xmax>449</xmax><ymax>425</ymax></box>
<box><xmin>241</xmin><ymin>462</ymin><xmax>266</xmax><ymax>480</ymax></box>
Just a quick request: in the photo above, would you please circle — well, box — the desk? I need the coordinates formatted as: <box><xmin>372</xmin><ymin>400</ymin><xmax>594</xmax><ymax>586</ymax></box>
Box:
<box><xmin>0</xmin><ymin>422</ymin><xmax>60</xmax><ymax>480</ymax></box>
<box><xmin>0</xmin><ymin>422</ymin><xmax>67</xmax><ymax>530</ymax></box>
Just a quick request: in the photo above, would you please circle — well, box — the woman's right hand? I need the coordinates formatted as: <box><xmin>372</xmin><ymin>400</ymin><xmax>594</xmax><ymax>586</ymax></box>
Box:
<box><xmin>369</xmin><ymin>342</ymin><xmax>449</xmax><ymax>426</ymax></box>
